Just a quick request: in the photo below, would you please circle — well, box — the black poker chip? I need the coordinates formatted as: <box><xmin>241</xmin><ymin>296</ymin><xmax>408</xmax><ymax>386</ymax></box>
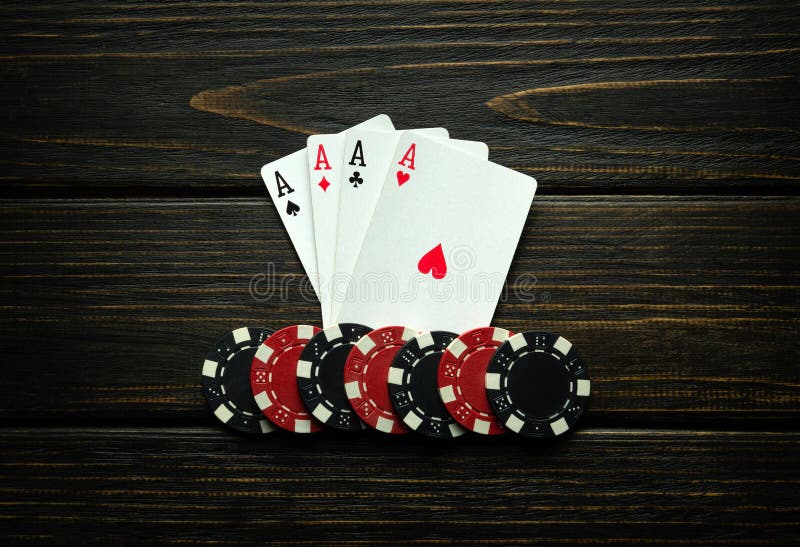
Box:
<box><xmin>485</xmin><ymin>331</ymin><xmax>590</xmax><ymax>438</ymax></box>
<box><xmin>296</xmin><ymin>323</ymin><xmax>373</xmax><ymax>431</ymax></box>
<box><xmin>202</xmin><ymin>326</ymin><xmax>276</xmax><ymax>435</ymax></box>
<box><xmin>388</xmin><ymin>331</ymin><xmax>468</xmax><ymax>439</ymax></box>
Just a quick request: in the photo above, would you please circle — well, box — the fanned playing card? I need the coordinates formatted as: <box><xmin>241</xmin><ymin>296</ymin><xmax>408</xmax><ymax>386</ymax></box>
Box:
<box><xmin>337</xmin><ymin>133</ymin><xmax>536</xmax><ymax>332</ymax></box>
<box><xmin>260</xmin><ymin>148</ymin><xmax>320</xmax><ymax>299</ymax></box>
<box><xmin>331</xmin><ymin>127</ymin><xmax>446</xmax><ymax>321</ymax></box>
<box><xmin>332</xmin><ymin>130</ymin><xmax>489</xmax><ymax>322</ymax></box>
<box><xmin>260</xmin><ymin>115</ymin><xmax>393</xmax><ymax>312</ymax></box>
<box><xmin>308</xmin><ymin>115</ymin><xmax>394</xmax><ymax>325</ymax></box>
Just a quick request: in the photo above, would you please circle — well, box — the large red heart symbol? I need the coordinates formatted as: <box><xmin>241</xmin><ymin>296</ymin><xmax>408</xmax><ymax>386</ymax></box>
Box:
<box><xmin>396</xmin><ymin>171</ymin><xmax>410</xmax><ymax>186</ymax></box>
<box><xmin>417</xmin><ymin>244</ymin><xmax>447</xmax><ymax>279</ymax></box>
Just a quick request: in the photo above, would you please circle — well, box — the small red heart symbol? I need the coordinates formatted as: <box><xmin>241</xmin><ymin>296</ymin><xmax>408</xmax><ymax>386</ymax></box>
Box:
<box><xmin>418</xmin><ymin>244</ymin><xmax>447</xmax><ymax>279</ymax></box>
<box><xmin>396</xmin><ymin>171</ymin><xmax>410</xmax><ymax>186</ymax></box>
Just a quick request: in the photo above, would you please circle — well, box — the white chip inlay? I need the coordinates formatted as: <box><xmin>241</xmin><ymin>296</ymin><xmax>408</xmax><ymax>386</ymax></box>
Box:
<box><xmin>202</xmin><ymin>359</ymin><xmax>218</xmax><ymax>378</ymax></box>
<box><xmin>550</xmin><ymin>417</ymin><xmax>569</xmax><ymax>436</ymax></box>
<box><xmin>508</xmin><ymin>333</ymin><xmax>527</xmax><ymax>351</ymax></box>
<box><xmin>439</xmin><ymin>385</ymin><xmax>456</xmax><ymax>404</ymax></box>
<box><xmin>296</xmin><ymin>359</ymin><xmax>312</xmax><ymax>378</ymax></box>
<box><xmin>401</xmin><ymin>327</ymin><xmax>417</xmax><ymax>341</ymax></box>
<box><xmin>323</xmin><ymin>324</ymin><xmax>343</xmax><ymax>341</ymax></box>
<box><xmin>312</xmin><ymin>404</ymin><xmax>332</xmax><ymax>424</ymax></box>
<box><xmin>344</xmin><ymin>381</ymin><xmax>361</xmax><ymax>400</ymax></box>
<box><xmin>449</xmin><ymin>422</ymin><xmax>467</xmax><ymax>437</ymax></box>
<box><xmin>485</xmin><ymin>372</ymin><xmax>501</xmax><ymax>390</ymax></box>
<box><xmin>376</xmin><ymin>416</ymin><xmax>394</xmax><ymax>433</ymax></box>
<box><xmin>232</xmin><ymin>327</ymin><xmax>250</xmax><ymax>344</ymax></box>
<box><xmin>259</xmin><ymin>419</ymin><xmax>275</xmax><ymax>433</ymax></box>
<box><xmin>355</xmin><ymin>335</ymin><xmax>376</xmax><ymax>354</ymax></box>
<box><xmin>213</xmin><ymin>404</ymin><xmax>234</xmax><ymax>423</ymax></box>
<box><xmin>416</xmin><ymin>332</ymin><xmax>434</xmax><ymax>349</ymax></box>
<box><xmin>254</xmin><ymin>344</ymin><xmax>273</xmax><ymax>364</ymax></box>
<box><xmin>388</xmin><ymin>367</ymin><xmax>404</xmax><ymax>385</ymax></box>
<box><xmin>295</xmin><ymin>419</ymin><xmax>311</xmax><ymax>433</ymax></box>
<box><xmin>404</xmin><ymin>412</ymin><xmax>423</xmax><ymax>430</ymax></box>
<box><xmin>298</xmin><ymin>325</ymin><xmax>315</xmax><ymax>339</ymax></box>
<box><xmin>577</xmin><ymin>379</ymin><xmax>591</xmax><ymax>397</ymax></box>
<box><xmin>473</xmin><ymin>419</ymin><xmax>491</xmax><ymax>435</ymax></box>
<box><xmin>505</xmin><ymin>414</ymin><xmax>524</xmax><ymax>433</ymax></box>
<box><xmin>254</xmin><ymin>390</ymin><xmax>272</xmax><ymax>410</ymax></box>
<box><xmin>492</xmin><ymin>328</ymin><xmax>511</xmax><ymax>343</ymax></box>
<box><xmin>553</xmin><ymin>336</ymin><xmax>573</xmax><ymax>356</ymax></box>
<box><xmin>447</xmin><ymin>338</ymin><xmax>467</xmax><ymax>359</ymax></box>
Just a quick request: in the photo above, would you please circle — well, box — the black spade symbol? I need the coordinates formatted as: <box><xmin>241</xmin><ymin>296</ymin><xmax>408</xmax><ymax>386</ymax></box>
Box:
<box><xmin>286</xmin><ymin>200</ymin><xmax>300</xmax><ymax>216</ymax></box>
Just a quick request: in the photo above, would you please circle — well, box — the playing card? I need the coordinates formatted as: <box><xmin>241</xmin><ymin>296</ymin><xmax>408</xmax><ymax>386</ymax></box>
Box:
<box><xmin>261</xmin><ymin>148</ymin><xmax>320</xmax><ymax>299</ymax></box>
<box><xmin>442</xmin><ymin>138</ymin><xmax>489</xmax><ymax>160</ymax></box>
<box><xmin>260</xmin><ymin>115</ymin><xmax>393</xmax><ymax>314</ymax></box>
<box><xmin>331</xmin><ymin>130</ymin><xmax>489</xmax><ymax>321</ymax></box>
<box><xmin>337</xmin><ymin>133</ymin><xmax>536</xmax><ymax>332</ymax></box>
<box><xmin>308</xmin><ymin>115</ymin><xmax>394</xmax><ymax>325</ymax></box>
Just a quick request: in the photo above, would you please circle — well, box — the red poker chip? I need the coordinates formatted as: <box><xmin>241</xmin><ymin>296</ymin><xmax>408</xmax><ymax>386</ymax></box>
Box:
<box><xmin>437</xmin><ymin>327</ymin><xmax>512</xmax><ymax>435</ymax></box>
<box><xmin>251</xmin><ymin>325</ymin><xmax>325</xmax><ymax>433</ymax></box>
<box><xmin>344</xmin><ymin>326</ymin><xmax>417</xmax><ymax>434</ymax></box>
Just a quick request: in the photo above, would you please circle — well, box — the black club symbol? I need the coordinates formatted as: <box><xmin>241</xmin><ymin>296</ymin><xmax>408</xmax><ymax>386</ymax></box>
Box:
<box><xmin>349</xmin><ymin>171</ymin><xmax>363</xmax><ymax>188</ymax></box>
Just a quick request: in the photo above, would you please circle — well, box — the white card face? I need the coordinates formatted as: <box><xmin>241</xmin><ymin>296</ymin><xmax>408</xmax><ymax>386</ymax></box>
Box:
<box><xmin>445</xmin><ymin>139</ymin><xmax>489</xmax><ymax>160</ymax></box>
<box><xmin>261</xmin><ymin>148</ymin><xmax>320</xmax><ymax>299</ymax></box>
<box><xmin>331</xmin><ymin>130</ymin><xmax>489</xmax><ymax>321</ymax></box>
<box><xmin>308</xmin><ymin>115</ymin><xmax>394</xmax><ymax>325</ymax></box>
<box><xmin>337</xmin><ymin>133</ymin><xmax>536</xmax><ymax>333</ymax></box>
<box><xmin>261</xmin><ymin>114</ymin><xmax>393</xmax><ymax>310</ymax></box>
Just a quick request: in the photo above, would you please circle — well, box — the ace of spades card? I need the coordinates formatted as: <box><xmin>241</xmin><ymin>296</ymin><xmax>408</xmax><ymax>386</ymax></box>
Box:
<box><xmin>260</xmin><ymin>148</ymin><xmax>320</xmax><ymax>298</ymax></box>
<box><xmin>260</xmin><ymin>115</ymin><xmax>393</xmax><ymax>303</ymax></box>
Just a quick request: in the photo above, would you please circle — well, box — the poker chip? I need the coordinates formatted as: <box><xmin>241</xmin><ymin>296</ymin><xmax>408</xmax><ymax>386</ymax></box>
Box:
<box><xmin>344</xmin><ymin>326</ymin><xmax>417</xmax><ymax>434</ymax></box>
<box><xmin>388</xmin><ymin>331</ymin><xmax>467</xmax><ymax>439</ymax></box>
<box><xmin>438</xmin><ymin>327</ymin><xmax>511</xmax><ymax>435</ymax></box>
<box><xmin>485</xmin><ymin>331</ymin><xmax>590</xmax><ymax>438</ymax></box>
<box><xmin>202</xmin><ymin>326</ymin><xmax>276</xmax><ymax>435</ymax></box>
<box><xmin>297</xmin><ymin>323</ymin><xmax>373</xmax><ymax>431</ymax></box>
<box><xmin>250</xmin><ymin>325</ymin><xmax>325</xmax><ymax>434</ymax></box>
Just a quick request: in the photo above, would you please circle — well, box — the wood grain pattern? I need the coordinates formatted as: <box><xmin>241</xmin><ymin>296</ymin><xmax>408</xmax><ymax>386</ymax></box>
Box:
<box><xmin>1</xmin><ymin>2</ymin><xmax>799</xmax><ymax>543</ymax></box>
<box><xmin>0</xmin><ymin>197</ymin><xmax>797</xmax><ymax>428</ymax></box>
<box><xmin>0</xmin><ymin>428</ymin><xmax>797</xmax><ymax>544</ymax></box>
<box><xmin>486</xmin><ymin>77</ymin><xmax>799</xmax><ymax>132</ymax></box>
<box><xmin>0</xmin><ymin>1</ymin><xmax>798</xmax><ymax>194</ymax></box>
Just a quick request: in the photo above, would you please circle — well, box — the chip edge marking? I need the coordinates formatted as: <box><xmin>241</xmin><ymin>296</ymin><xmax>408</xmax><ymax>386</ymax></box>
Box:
<box><xmin>416</xmin><ymin>332</ymin><xmax>434</xmax><ymax>349</ymax></box>
<box><xmin>439</xmin><ymin>384</ymin><xmax>457</xmax><ymax>404</ymax></box>
<box><xmin>254</xmin><ymin>390</ymin><xmax>272</xmax><ymax>411</ymax></box>
<box><xmin>505</xmin><ymin>414</ymin><xmax>524</xmax><ymax>433</ymax></box>
<box><xmin>254</xmin><ymin>344</ymin><xmax>273</xmax><ymax>364</ymax></box>
<box><xmin>232</xmin><ymin>327</ymin><xmax>250</xmax><ymax>344</ymax></box>
<box><xmin>508</xmin><ymin>333</ymin><xmax>527</xmax><ymax>351</ymax></box>
<box><xmin>298</xmin><ymin>324</ymin><xmax>315</xmax><ymax>339</ymax></box>
<box><xmin>553</xmin><ymin>336</ymin><xmax>573</xmax><ymax>356</ymax></box>
<box><xmin>213</xmin><ymin>404</ymin><xmax>234</xmax><ymax>424</ymax></box>
<box><xmin>323</xmin><ymin>324</ymin><xmax>343</xmax><ymax>341</ymax></box>
<box><xmin>202</xmin><ymin>359</ymin><xmax>218</xmax><ymax>378</ymax></box>
<box><xmin>447</xmin><ymin>338</ymin><xmax>468</xmax><ymax>359</ymax></box>
<box><xmin>296</xmin><ymin>359</ymin><xmax>313</xmax><ymax>378</ymax></box>
<box><xmin>388</xmin><ymin>367</ymin><xmax>404</xmax><ymax>385</ymax></box>
<box><xmin>550</xmin><ymin>417</ymin><xmax>569</xmax><ymax>436</ymax></box>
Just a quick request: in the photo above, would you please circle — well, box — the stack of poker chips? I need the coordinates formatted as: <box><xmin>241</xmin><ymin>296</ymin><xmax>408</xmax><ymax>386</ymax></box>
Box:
<box><xmin>202</xmin><ymin>324</ymin><xmax>591</xmax><ymax>439</ymax></box>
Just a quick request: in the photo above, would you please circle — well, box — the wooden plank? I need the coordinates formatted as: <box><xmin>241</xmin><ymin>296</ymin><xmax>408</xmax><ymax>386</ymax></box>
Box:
<box><xmin>0</xmin><ymin>197</ymin><xmax>797</xmax><ymax>427</ymax></box>
<box><xmin>0</xmin><ymin>428</ymin><xmax>797</xmax><ymax>544</ymax></box>
<box><xmin>0</xmin><ymin>1</ymin><xmax>798</xmax><ymax>194</ymax></box>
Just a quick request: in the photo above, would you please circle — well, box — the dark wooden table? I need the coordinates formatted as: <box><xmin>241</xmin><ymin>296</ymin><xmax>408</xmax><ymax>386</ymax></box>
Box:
<box><xmin>1</xmin><ymin>1</ymin><xmax>798</xmax><ymax>544</ymax></box>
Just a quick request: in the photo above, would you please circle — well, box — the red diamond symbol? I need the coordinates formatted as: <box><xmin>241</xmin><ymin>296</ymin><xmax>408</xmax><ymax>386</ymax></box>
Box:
<box><xmin>318</xmin><ymin>176</ymin><xmax>331</xmax><ymax>192</ymax></box>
